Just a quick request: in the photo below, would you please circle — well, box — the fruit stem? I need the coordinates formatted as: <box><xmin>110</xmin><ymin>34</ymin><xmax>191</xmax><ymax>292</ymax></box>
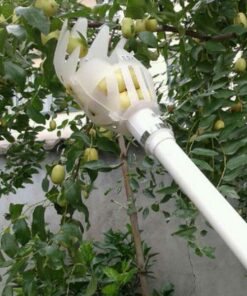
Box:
<box><xmin>118</xmin><ymin>135</ymin><xmax>149</xmax><ymax>296</ymax></box>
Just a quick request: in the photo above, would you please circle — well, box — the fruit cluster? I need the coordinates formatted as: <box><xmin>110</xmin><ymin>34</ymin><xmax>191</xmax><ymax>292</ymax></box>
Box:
<box><xmin>51</xmin><ymin>148</ymin><xmax>98</xmax><ymax>185</ymax></box>
<box><xmin>97</xmin><ymin>66</ymin><xmax>147</xmax><ymax>109</ymax></box>
<box><xmin>233</xmin><ymin>13</ymin><xmax>247</xmax><ymax>74</ymax></box>
<box><xmin>121</xmin><ymin>17</ymin><xmax>158</xmax><ymax>38</ymax></box>
<box><xmin>215</xmin><ymin>13</ymin><xmax>247</xmax><ymax>129</ymax></box>
<box><xmin>37</xmin><ymin>0</ymin><xmax>88</xmax><ymax>58</ymax></box>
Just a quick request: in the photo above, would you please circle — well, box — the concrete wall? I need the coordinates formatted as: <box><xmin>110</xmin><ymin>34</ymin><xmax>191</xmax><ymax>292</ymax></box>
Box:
<box><xmin>0</xmin><ymin>152</ymin><xmax>247</xmax><ymax>295</ymax></box>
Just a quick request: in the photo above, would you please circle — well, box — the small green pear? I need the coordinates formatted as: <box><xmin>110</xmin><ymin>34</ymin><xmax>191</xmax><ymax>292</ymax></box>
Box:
<box><xmin>51</xmin><ymin>164</ymin><xmax>65</xmax><ymax>185</ymax></box>
<box><xmin>135</xmin><ymin>19</ymin><xmax>146</xmax><ymax>33</ymax></box>
<box><xmin>67</xmin><ymin>36</ymin><xmax>88</xmax><ymax>58</ymax></box>
<box><xmin>49</xmin><ymin>119</ymin><xmax>57</xmax><ymax>130</ymax></box>
<box><xmin>84</xmin><ymin>148</ymin><xmax>99</xmax><ymax>161</ymax></box>
<box><xmin>214</xmin><ymin>120</ymin><xmax>225</xmax><ymax>130</ymax></box>
<box><xmin>234</xmin><ymin>12</ymin><xmax>247</xmax><ymax>28</ymax></box>
<box><xmin>34</xmin><ymin>0</ymin><xmax>59</xmax><ymax>17</ymax></box>
<box><xmin>121</xmin><ymin>17</ymin><xmax>135</xmax><ymax>38</ymax></box>
<box><xmin>145</xmin><ymin>19</ymin><xmax>158</xmax><ymax>32</ymax></box>
<box><xmin>234</xmin><ymin>58</ymin><xmax>246</xmax><ymax>72</ymax></box>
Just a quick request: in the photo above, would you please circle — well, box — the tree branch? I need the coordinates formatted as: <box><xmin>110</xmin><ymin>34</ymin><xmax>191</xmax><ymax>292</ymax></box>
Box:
<box><xmin>159</xmin><ymin>24</ymin><xmax>236</xmax><ymax>42</ymax></box>
<box><xmin>118</xmin><ymin>135</ymin><xmax>149</xmax><ymax>296</ymax></box>
<box><xmin>87</xmin><ymin>21</ymin><xmax>236</xmax><ymax>42</ymax></box>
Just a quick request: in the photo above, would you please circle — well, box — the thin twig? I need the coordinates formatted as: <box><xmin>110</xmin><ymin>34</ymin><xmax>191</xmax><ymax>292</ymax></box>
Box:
<box><xmin>118</xmin><ymin>135</ymin><xmax>149</xmax><ymax>296</ymax></box>
<box><xmin>159</xmin><ymin>25</ymin><xmax>236</xmax><ymax>42</ymax></box>
<box><xmin>215</xmin><ymin>138</ymin><xmax>227</xmax><ymax>188</ymax></box>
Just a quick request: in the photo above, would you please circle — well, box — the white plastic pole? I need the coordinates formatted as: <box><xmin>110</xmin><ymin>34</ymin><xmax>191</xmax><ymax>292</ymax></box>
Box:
<box><xmin>126</xmin><ymin>108</ymin><xmax>247</xmax><ymax>269</ymax></box>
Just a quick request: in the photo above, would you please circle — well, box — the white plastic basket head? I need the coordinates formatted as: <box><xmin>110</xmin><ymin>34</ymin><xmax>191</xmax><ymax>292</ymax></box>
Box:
<box><xmin>54</xmin><ymin>18</ymin><xmax>158</xmax><ymax>134</ymax></box>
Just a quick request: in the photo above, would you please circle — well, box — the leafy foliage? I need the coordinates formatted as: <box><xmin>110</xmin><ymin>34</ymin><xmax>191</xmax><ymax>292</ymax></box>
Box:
<box><xmin>1</xmin><ymin>213</ymin><xmax>154</xmax><ymax>296</ymax></box>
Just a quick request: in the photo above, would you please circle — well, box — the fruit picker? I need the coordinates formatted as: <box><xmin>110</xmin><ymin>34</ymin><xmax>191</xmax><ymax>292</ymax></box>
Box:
<box><xmin>54</xmin><ymin>18</ymin><xmax>247</xmax><ymax>269</ymax></box>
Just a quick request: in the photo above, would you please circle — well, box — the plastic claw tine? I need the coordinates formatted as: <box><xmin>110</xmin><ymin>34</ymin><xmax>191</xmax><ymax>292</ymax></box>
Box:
<box><xmin>87</xmin><ymin>25</ymin><xmax>110</xmax><ymax>59</ymax></box>
<box><xmin>62</xmin><ymin>47</ymin><xmax>80</xmax><ymax>83</ymax></box>
<box><xmin>109</xmin><ymin>38</ymin><xmax>127</xmax><ymax>62</ymax></box>
<box><xmin>56</xmin><ymin>31</ymin><xmax>69</xmax><ymax>83</ymax></box>
<box><xmin>54</xmin><ymin>20</ymin><xmax>68</xmax><ymax>80</ymax></box>
<box><xmin>54</xmin><ymin>31</ymin><xmax>70</xmax><ymax>84</ymax></box>
<box><xmin>115</xmin><ymin>48</ymin><xmax>135</xmax><ymax>63</ymax></box>
<box><xmin>71</xmin><ymin>17</ymin><xmax>88</xmax><ymax>38</ymax></box>
<box><xmin>114</xmin><ymin>38</ymin><xmax>126</xmax><ymax>51</ymax></box>
<box><xmin>58</xmin><ymin>19</ymin><xmax>68</xmax><ymax>43</ymax></box>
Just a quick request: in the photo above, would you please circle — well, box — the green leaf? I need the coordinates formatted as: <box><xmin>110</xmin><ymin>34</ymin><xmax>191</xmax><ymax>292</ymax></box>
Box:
<box><xmin>13</xmin><ymin>218</ymin><xmax>31</xmax><ymax>245</ymax></box>
<box><xmin>42</xmin><ymin>176</ymin><xmax>49</xmax><ymax>192</ymax></box>
<box><xmin>85</xmin><ymin>275</ymin><xmax>98</xmax><ymax>296</ymax></box>
<box><xmin>104</xmin><ymin>267</ymin><xmax>119</xmax><ymax>281</ymax></box>
<box><xmin>226</xmin><ymin>154</ymin><xmax>247</xmax><ymax>171</ymax></box>
<box><xmin>192</xmin><ymin>158</ymin><xmax>214</xmax><ymax>172</ymax></box>
<box><xmin>2</xmin><ymin>286</ymin><xmax>13</xmax><ymax>296</ymax></box>
<box><xmin>142</xmin><ymin>207</ymin><xmax>149</xmax><ymax>219</ymax></box>
<box><xmin>194</xmin><ymin>132</ymin><xmax>220</xmax><ymax>142</ymax></box>
<box><xmin>26</xmin><ymin>104</ymin><xmax>46</xmax><ymax>124</ymax></box>
<box><xmin>117</xmin><ymin>270</ymin><xmax>136</xmax><ymax>285</ymax></box>
<box><xmin>4</xmin><ymin>61</ymin><xmax>25</xmax><ymax>90</ymax></box>
<box><xmin>102</xmin><ymin>283</ymin><xmax>119</xmax><ymax>296</ymax></box>
<box><xmin>0</xmin><ymin>250</ymin><xmax>5</xmax><ymax>265</ymax></box>
<box><xmin>15</xmin><ymin>6</ymin><xmax>50</xmax><ymax>34</ymax></box>
<box><xmin>63</xmin><ymin>179</ymin><xmax>82</xmax><ymax>209</ymax></box>
<box><xmin>125</xmin><ymin>0</ymin><xmax>147</xmax><ymax>18</ymax></box>
<box><xmin>83</xmin><ymin>160</ymin><xmax>122</xmax><ymax>172</ymax></box>
<box><xmin>32</xmin><ymin>205</ymin><xmax>46</xmax><ymax>240</ymax></box>
<box><xmin>151</xmin><ymin>203</ymin><xmax>160</xmax><ymax>212</ymax></box>
<box><xmin>96</xmin><ymin>137</ymin><xmax>120</xmax><ymax>154</ymax></box>
<box><xmin>66</xmin><ymin>146</ymin><xmax>83</xmax><ymax>172</ymax></box>
<box><xmin>156</xmin><ymin>185</ymin><xmax>178</xmax><ymax>195</ymax></box>
<box><xmin>219</xmin><ymin>185</ymin><xmax>240</xmax><ymax>199</ymax></box>
<box><xmin>223</xmin><ymin>168</ymin><xmax>242</xmax><ymax>182</ymax></box>
<box><xmin>172</xmin><ymin>225</ymin><xmax>197</xmax><ymax>240</ymax></box>
<box><xmin>63</xmin><ymin>180</ymin><xmax>89</xmax><ymax>226</ymax></box>
<box><xmin>222</xmin><ymin>25</ymin><xmax>247</xmax><ymax>35</ymax></box>
<box><xmin>223</xmin><ymin>138</ymin><xmax>247</xmax><ymax>155</ymax></box>
<box><xmin>139</xmin><ymin>32</ymin><xmax>157</xmax><ymax>48</ymax></box>
<box><xmin>0</xmin><ymin>28</ymin><xmax>7</xmax><ymax>53</ymax></box>
<box><xmin>130</xmin><ymin>177</ymin><xmax>139</xmax><ymax>192</ymax></box>
<box><xmin>1</xmin><ymin>233</ymin><xmax>18</xmax><ymax>258</ymax></box>
<box><xmin>9</xmin><ymin>203</ymin><xmax>24</xmax><ymax>221</ymax></box>
<box><xmin>202</xmin><ymin>246</ymin><xmax>215</xmax><ymax>259</ymax></box>
<box><xmin>23</xmin><ymin>271</ymin><xmax>38</xmax><ymax>295</ymax></box>
<box><xmin>71</xmin><ymin>131</ymin><xmax>91</xmax><ymax>146</ymax></box>
<box><xmin>6</xmin><ymin>24</ymin><xmax>27</xmax><ymax>39</ymax></box>
<box><xmin>54</xmin><ymin>223</ymin><xmax>82</xmax><ymax>248</ymax></box>
<box><xmin>191</xmin><ymin>148</ymin><xmax>218</xmax><ymax>157</ymax></box>
<box><xmin>204</xmin><ymin>41</ymin><xmax>226</xmax><ymax>53</ymax></box>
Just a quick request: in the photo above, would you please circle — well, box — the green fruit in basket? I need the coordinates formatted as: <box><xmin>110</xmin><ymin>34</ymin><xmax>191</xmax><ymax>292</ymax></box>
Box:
<box><xmin>119</xmin><ymin>91</ymin><xmax>131</xmax><ymax>109</ymax></box>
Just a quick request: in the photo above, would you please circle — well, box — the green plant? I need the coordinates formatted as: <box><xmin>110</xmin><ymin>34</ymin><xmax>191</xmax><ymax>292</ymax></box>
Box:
<box><xmin>0</xmin><ymin>208</ymin><xmax>155</xmax><ymax>296</ymax></box>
